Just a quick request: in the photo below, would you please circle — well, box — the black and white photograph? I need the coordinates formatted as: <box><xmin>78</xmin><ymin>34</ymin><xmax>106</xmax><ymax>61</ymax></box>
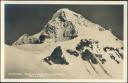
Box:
<box><xmin>1</xmin><ymin>1</ymin><xmax>127</xmax><ymax>82</ymax></box>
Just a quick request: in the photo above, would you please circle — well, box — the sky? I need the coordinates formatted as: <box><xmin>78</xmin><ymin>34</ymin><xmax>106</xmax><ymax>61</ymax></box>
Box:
<box><xmin>5</xmin><ymin>4</ymin><xmax>123</xmax><ymax>45</ymax></box>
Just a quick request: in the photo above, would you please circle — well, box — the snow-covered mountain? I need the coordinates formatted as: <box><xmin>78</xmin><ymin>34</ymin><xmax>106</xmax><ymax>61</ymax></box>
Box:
<box><xmin>7</xmin><ymin>8</ymin><xmax>123</xmax><ymax>79</ymax></box>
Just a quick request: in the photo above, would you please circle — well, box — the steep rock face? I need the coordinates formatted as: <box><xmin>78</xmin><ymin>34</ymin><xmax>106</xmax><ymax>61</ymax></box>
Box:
<box><xmin>40</xmin><ymin>8</ymin><xmax>81</xmax><ymax>41</ymax></box>
<box><xmin>44</xmin><ymin>20</ymin><xmax>78</xmax><ymax>41</ymax></box>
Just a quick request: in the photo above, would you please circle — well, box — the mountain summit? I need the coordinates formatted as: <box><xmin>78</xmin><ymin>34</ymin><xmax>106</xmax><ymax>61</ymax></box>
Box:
<box><xmin>12</xmin><ymin>8</ymin><xmax>108</xmax><ymax>45</ymax></box>
<box><xmin>12</xmin><ymin>8</ymin><xmax>123</xmax><ymax>57</ymax></box>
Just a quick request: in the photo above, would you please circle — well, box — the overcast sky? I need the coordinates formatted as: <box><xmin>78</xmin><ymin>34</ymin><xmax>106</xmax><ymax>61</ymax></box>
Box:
<box><xmin>5</xmin><ymin>4</ymin><xmax>123</xmax><ymax>45</ymax></box>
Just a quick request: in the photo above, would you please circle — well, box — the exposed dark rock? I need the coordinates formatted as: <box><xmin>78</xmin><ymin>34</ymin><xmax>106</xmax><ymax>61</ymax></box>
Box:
<box><xmin>103</xmin><ymin>47</ymin><xmax>116</xmax><ymax>52</ymax></box>
<box><xmin>110</xmin><ymin>54</ymin><xmax>115</xmax><ymax>60</ymax></box>
<box><xmin>76</xmin><ymin>39</ymin><xmax>99</xmax><ymax>51</ymax></box>
<box><xmin>59</xmin><ymin>11</ymin><xmax>66</xmax><ymax>22</ymax></box>
<box><xmin>115</xmin><ymin>60</ymin><xmax>120</xmax><ymax>64</ymax></box>
<box><xmin>74</xmin><ymin>39</ymin><xmax>102</xmax><ymax>64</ymax></box>
<box><xmin>43</xmin><ymin>46</ymin><xmax>69</xmax><ymax>65</ymax></box>
<box><xmin>81</xmin><ymin>39</ymin><xmax>92</xmax><ymax>47</ymax></box>
<box><xmin>103</xmin><ymin>46</ymin><xmax>123</xmax><ymax>60</ymax></box>
<box><xmin>121</xmin><ymin>47</ymin><xmax>123</xmax><ymax>50</ymax></box>
<box><xmin>76</xmin><ymin>44</ymin><xmax>84</xmax><ymax>51</ymax></box>
<box><xmin>66</xmin><ymin>49</ymin><xmax>79</xmax><ymax>57</ymax></box>
<box><xmin>63</xmin><ymin>21</ymin><xmax>78</xmax><ymax>39</ymax></box>
<box><xmin>39</xmin><ymin>35</ymin><xmax>47</xmax><ymax>43</ymax></box>
<box><xmin>100</xmin><ymin>58</ymin><xmax>106</xmax><ymax>64</ymax></box>
<box><xmin>75</xmin><ymin>39</ymin><xmax>87</xmax><ymax>51</ymax></box>
<box><xmin>103</xmin><ymin>47</ymin><xmax>114</xmax><ymax>52</ymax></box>
<box><xmin>95</xmin><ymin>54</ymin><xmax>102</xmax><ymax>58</ymax></box>
<box><xmin>43</xmin><ymin>57</ymin><xmax>52</xmax><ymax>65</ymax></box>
<box><xmin>81</xmin><ymin>49</ymin><xmax>98</xmax><ymax>64</ymax></box>
<box><xmin>115</xmin><ymin>48</ymin><xmax>123</xmax><ymax>59</ymax></box>
<box><xmin>95</xmin><ymin>54</ymin><xmax>106</xmax><ymax>64</ymax></box>
<box><xmin>109</xmin><ymin>53</ymin><xmax>121</xmax><ymax>64</ymax></box>
<box><xmin>74</xmin><ymin>39</ymin><xmax>123</xmax><ymax>65</ymax></box>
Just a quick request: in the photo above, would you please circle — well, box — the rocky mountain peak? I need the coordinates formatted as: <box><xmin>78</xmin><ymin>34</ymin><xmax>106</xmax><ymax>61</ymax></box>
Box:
<box><xmin>51</xmin><ymin>8</ymin><xmax>80</xmax><ymax>21</ymax></box>
<box><xmin>12</xmin><ymin>8</ymin><xmax>121</xmax><ymax>47</ymax></box>
<box><xmin>38</xmin><ymin>8</ymin><xmax>81</xmax><ymax>42</ymax></box>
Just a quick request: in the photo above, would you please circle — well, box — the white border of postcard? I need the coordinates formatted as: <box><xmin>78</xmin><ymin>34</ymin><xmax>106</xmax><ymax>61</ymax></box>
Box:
<box><xmin>1</xmin><ymin>1</ymin><xmax>127</xmax><ymax>82</ymax></box>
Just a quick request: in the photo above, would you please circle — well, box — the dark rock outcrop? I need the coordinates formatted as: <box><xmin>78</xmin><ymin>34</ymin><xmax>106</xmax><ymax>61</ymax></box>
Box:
<box><xmin>43</xmin><ymin>46</ymin><xmax>69</xmax><ymax>65</ymax></box>
<box><xmin>74</xmin><ymin>39</ymin><xmax>123</xmax><ymax>65</ymax></box>
<box><xmin>95</xmin><ymin>54</ymin><xmax>106</xmax><ymax>64</ymax></box>
<box><xmin>81</xmin><ymin>49</ymin><xmax>98</xmax><ymax>64</ymax></box>
<box><xmin>103</xmin><ymin>46</ymin><xmax>123</xmax><ymax>64</ymax></box>
<box><xmin>75</xmin><ymin>39</ymin><xmax>99</xmax><ymax>51</ymax></box>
